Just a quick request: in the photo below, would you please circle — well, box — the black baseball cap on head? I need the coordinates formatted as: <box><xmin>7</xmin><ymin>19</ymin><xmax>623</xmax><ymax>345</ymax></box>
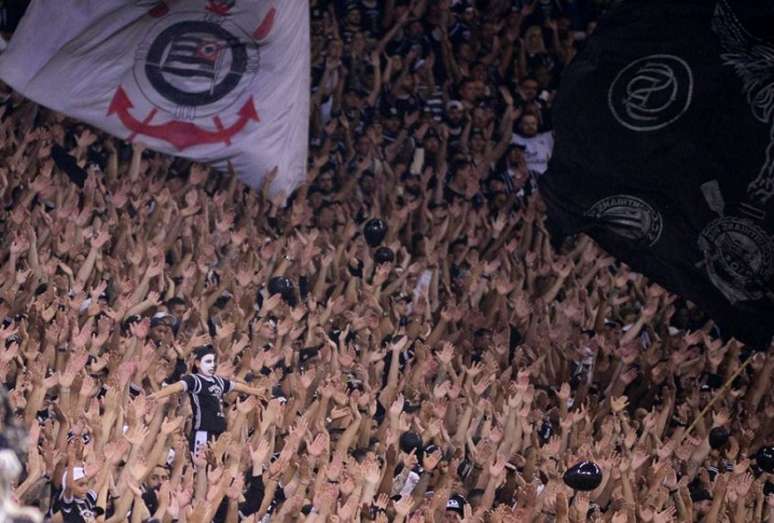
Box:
<box><xmin>446</xmin><ymin>493</ymin><xmax>466</xmax><ymax>515</ymax></box>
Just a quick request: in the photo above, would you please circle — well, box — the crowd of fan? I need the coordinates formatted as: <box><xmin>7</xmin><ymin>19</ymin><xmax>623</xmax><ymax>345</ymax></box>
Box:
<box><xmin>1</xmin><ymin>0</ymin><xmax>774</xmax><ymax>521</ymax></box>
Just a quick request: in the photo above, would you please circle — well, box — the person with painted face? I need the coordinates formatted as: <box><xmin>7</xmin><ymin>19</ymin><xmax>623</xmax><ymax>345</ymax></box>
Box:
<box><xmin>148</xmin><ymin>346</ymin><xmax>265</xmax><ymax>455</ymax></box>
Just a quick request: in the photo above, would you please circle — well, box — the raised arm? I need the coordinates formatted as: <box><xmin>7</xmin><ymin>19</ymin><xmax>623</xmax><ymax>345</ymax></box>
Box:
<box><xmin>230</xmin><ymin>381</ymin><xmax>266</xmax><ymax>398</ymax></box>
<box><xmin>148</xmin><ymin>381</ymin><xmax>185</xmax><ymax>401</ymax></box>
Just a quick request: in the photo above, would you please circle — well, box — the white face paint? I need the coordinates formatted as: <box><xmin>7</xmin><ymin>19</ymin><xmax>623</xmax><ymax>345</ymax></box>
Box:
<box><xmin>199</xmin><ymin>354</ymin><xmax>216</xmax><ymax>377</ymax></box>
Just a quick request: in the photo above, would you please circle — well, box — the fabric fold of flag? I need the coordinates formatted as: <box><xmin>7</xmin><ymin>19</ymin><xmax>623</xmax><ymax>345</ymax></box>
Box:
<box><xmin>540</xmin><ymin>0</ymin><xmax>774</xmax><ymax>346</ymax></box>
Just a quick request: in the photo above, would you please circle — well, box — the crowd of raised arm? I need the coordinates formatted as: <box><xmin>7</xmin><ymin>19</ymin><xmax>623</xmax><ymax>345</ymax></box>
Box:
<box><xmin>1</xmin><ymin>0</ymin><xmax>773</xmax><ymax>522</ymax></box>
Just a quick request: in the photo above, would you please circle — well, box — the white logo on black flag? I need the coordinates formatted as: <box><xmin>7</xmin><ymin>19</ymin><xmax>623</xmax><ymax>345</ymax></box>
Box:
<box><xmin>608</xmin><ymin>54</ymin><xmax>694</xmax><ymax>132</ymax></box>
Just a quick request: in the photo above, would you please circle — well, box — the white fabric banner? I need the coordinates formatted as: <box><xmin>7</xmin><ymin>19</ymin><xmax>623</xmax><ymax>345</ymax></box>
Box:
<box><xmin>0</xmin><ymin>0</ymin><xmax>309</xmax><ymax>196</ymax></box>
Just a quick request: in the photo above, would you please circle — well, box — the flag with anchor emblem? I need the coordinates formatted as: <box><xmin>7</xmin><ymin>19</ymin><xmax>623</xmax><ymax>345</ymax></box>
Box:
<box><xmin>0</xmin><ymin>0</ymin><xmax>309</xmax><ymax>197</ymax></box>
<box><xmin>540</xmin><ymin>0</ymin><xmax>774</xmax><ymax>346</ymax></box>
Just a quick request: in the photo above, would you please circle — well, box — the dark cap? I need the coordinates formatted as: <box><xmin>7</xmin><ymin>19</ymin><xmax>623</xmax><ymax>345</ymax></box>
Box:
<box><xmin>446</xmin><ymin>494</ymin><xmax>466</xmax><ymax>515</ymax></box>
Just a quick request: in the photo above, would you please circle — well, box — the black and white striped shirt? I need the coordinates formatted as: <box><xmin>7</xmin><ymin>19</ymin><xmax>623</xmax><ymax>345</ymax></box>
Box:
<box><xmin>180</xmin><ymin>374</ymin><xmax>233</xmax><ymax>433</ymax></box>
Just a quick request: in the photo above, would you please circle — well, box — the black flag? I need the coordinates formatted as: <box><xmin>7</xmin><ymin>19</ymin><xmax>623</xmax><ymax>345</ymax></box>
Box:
<box><xmin>540</xmin><ymin>0</ymin><xmax>774</xmax><ymax>345</ymax></box>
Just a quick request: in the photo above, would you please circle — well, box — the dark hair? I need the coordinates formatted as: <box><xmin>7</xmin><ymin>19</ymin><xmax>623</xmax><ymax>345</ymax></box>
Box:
<box><xmin>165</xmin><ymin>297</ymin><xmax>186</xmax><ymax>308</ymax></box>
<box><xmin>191</xmin><ymin>345</ymin><xmax>217</xmax><ymax>374</ymax></box>
<box><xmin>193</xmin><ymin>345</ymin><xmax>217</xmax><ymax>361</ymax></box>
<box><xmin>520</xmin><ymin>75</ymin><xmax>539</xmax><ymax>86</ymax></box>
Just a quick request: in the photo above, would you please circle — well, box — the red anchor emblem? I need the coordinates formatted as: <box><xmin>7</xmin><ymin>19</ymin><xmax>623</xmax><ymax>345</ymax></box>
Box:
<box><xmin>205</xmin><ymin>1</ymin><xmax>234</xmax><ymax>16</ymax></box>
<box><xmin>107</xmin><ymin>86</ymin><xmax>259</xmax><ymax>150</ymax></box>
<box><xmin>111</xmin><ymin>4</ymin><xmax>275</xmax><ymax>149</ymax></box>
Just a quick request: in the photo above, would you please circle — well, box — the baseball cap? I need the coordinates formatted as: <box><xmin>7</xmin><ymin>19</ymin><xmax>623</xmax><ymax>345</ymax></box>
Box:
<box><xmin>151</xmin><ymin>312</ymin><xmax>174</xmax><ymax>328</ymax></box>
<box><xmin>446</xmin><ymin>493</ymin><xmax>466</xmax><ymax>515</ymax></box>
<box><xmin>446</xmin><ymin>100</ymin><xmax>464</xmax><ymax>111</ymax></box>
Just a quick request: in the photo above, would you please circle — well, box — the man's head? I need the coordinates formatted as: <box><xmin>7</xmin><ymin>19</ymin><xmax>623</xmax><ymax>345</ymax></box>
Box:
<box><xmin>359</xmin><ymin>170</ymin><xmax>375</xmax><ymax>195</ymax></box>
<box><xmin>400</xmin><ymin>72</ymin><xmax>416</xmax><ymax>93</ymax></box>
<box><xmin>165</xmin><ymin>297</ymin><xmax>187</xmax><ymax>318</ymax></box>
<box><xmin>469</xmin><ymin>130</ymin><xmax>485</xmax><ymax>153</ymax></box>
<box><xmin>317</xmin><ymin>165</ymin><xmax>336</xmax><ymax>194</ymax></box>
<box><xmin>519</xmin><ymin>77</ymin><xmax>539</xmax><ymax>103</ymax></box>
<box><xmin>519</xmin><ymin>114</ymin><xmax>540</xmax><ymax>137</ymax></box>
<box><xmin>457</xmin><ymin>41</ymin><xmax>475</xmax><ymax>63</ymax></box>
<box><xmin>147</xmin><ymin>465</ymin><xmax>170</xmax><ymax>490</ymax></box>
<box><xmin>355</xmin><ymin>133</ymin><xmax>372</xmax><ymax>156</ymax></box>
<box><xmin>459</xmin><ymin>79</ymin><xmax>478</xmax><ymax>104</ymax></box>
<box><xmin>461</xmin><ymin>5</ymin><xmax>476</xmax><ymax>24</ymax></box>
<box><xmin>150</xmin><ymin>313</ymin><xmax>175</xmax><ymax>344</ymax></box>
<box><xmin>194</xmin><ymin>345</ymin><xmax>217</xmax><ymax>377</ymax></box>
<box><xmin>423</xmin><ymin>127</ymin><xmax>440</xmax><ymax>154</ymax></box>
<box><xmin>346</xmin><ymin>8</ymin><xmax>361</xmax><ymax>28</ymax></box>
<box><xmin>507</xmin><ymin>143</ymin><xmax>526</xmax><ymax>164</ymax></box>
<box><xmin>446</xmin><ymin>100</ymin><xmax>465</xmax><ymax>125</ymax></box>
<box><xmin>383</xmin><ymin>107</ymin><xmax>401</xmax><ymax>133</ymax></box>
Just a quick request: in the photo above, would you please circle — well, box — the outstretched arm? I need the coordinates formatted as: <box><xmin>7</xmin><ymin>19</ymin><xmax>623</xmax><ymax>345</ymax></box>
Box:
<box><xmin>230</xmin><ymin>381</ymin><xmax>266</xmax><ymax>398</ymax></box>
<box><xmin>148</xmin><ymin>381</ymin><xmax>185</xmax><ymax>401</ymax></box>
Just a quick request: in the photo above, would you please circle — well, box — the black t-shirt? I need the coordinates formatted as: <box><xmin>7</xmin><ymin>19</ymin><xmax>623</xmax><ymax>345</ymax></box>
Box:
<box><xmin>341</xmin><ymin>0</ymin><xmax>383</xmax><ymax>37</ymax></box>
<box><xmin>180</xmin><ymin>374</ymin><xmax>233</xmax><ymax>433</ymax></box>
<box><xmin>142</xmin><ymin>488</ymin><xmax>159</xmax><ymax>517</ymax></box>
<box><xmin>59</xmin><ymin>491</ymin><xmax>98</xmax><ymax>523</ymax></box>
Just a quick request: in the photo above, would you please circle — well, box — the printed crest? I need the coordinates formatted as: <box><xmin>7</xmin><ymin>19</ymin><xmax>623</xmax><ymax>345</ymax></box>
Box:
<box><xmin>586</xmin><ymin>195</ymin><xmax>663</xmax><ymax>247</ymax></box>
<box><xmin>698</xmin><ymin>217</ymin><xmax>774</xmax><ymax>304</ymax></box>
<box><xmin>713</xmin><ymin>0</ymin><xmax>774</xmax><ymax>204</ymax></box>
<box><xmin>608</xmin><ymin>54</ymin><xmax>694</xmax><ymax>132</ymax></box>
<box><xmin>108</xmin><ymin>4</ymin><xmax>276</xmax><ymax>150</ymax></box>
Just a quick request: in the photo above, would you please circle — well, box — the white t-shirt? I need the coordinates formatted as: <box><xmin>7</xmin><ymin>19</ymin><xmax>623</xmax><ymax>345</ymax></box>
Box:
<box><xmin>511</xmin><ymin>131</ymin><xmax>554</xmax><ymax>175</ymax></box>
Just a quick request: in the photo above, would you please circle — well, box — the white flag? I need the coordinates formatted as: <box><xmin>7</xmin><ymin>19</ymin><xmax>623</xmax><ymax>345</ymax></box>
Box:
<box><xmin>0</xmin><ymin>0</ymin><xmax>310</xmax><ymax>196</ymax></box>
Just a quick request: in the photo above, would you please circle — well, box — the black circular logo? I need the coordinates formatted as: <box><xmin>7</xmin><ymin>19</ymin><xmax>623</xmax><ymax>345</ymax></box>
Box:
<box><xmin>144</xmin><ymin>20</ymin><xmax>248</xmax><ymax>108</ymax></box>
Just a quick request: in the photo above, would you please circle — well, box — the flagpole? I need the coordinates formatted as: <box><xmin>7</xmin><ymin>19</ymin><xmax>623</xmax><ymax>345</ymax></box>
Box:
<box><xmin>679</xmin><ymin>355</ymin><xmax>754</xmax><ymax>443</ymax></box>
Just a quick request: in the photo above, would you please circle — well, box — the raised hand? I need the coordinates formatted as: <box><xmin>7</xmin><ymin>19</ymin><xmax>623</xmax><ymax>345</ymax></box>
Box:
<box><xmin>306</xmin><ymin>432</ymin><xmax>329</xmax><ymax>458</ymax></box>
<box><xmin>250</xmin><ymin>438</ymin><xmax>271</xmax><ymax>467</ymax></box>
<box><xmin>161</xmin><ymin>416</ymin><xmax>184</xmax><ymax>435</ymax></box>
<box><xmin>610</xmin><ymin>395</ymin><xmax>629</xmax><ymax>413</ymax></box>
<box><xmin>393</xmin><ymin>495</ymin><xmax>413</xmax><ymax>517</ymax></box>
